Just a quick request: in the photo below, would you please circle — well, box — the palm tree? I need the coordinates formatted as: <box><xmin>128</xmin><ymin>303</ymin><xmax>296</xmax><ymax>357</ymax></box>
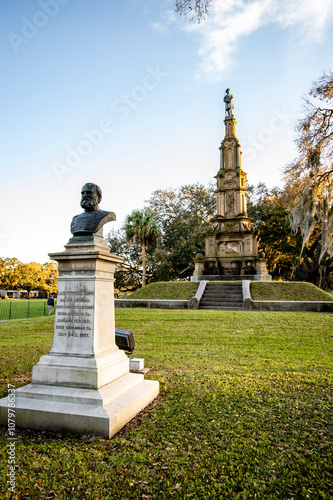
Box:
<box><xmin>124</xmin><ymin>209</ymin><xmax>159</xmax><ymax>287</ymax></box>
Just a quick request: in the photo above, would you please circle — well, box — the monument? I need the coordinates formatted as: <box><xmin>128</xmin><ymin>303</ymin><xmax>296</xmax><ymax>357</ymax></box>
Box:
<box><xmin>192</xmin><ymin>91</ymin><xmax>271</xmax><ymax>281</ymax></box>
<box><xmin>0</xmin><ymin>183</ymin><xmax>159</xmax><ymax>438</ymax></box>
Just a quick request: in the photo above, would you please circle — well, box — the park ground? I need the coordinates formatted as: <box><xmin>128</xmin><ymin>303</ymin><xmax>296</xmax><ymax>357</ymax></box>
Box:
<box><xmin>0</xmin><ymin>309</ymin><xmax>332</xmax><ymax>499</ymax></box>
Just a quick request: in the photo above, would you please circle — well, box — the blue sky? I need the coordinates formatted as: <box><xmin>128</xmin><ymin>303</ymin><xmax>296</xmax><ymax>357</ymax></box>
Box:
<box><xmin>1</xmin><ymin>0</ymin><xmax>333</xmax><ymax>263</ymax></box>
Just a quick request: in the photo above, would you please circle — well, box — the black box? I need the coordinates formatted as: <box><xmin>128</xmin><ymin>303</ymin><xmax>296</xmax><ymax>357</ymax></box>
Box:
<box><xmin>115</xmin><ymin>328</ymin><xmax>135</xmax><ymax>353</ymax></box>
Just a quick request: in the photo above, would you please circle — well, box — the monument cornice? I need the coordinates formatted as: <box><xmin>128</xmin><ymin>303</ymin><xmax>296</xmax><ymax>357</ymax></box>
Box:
<box><xmin>49</xmin><ymin>249</ymin><xmax>124</xmax><ymax>264</ymax></box>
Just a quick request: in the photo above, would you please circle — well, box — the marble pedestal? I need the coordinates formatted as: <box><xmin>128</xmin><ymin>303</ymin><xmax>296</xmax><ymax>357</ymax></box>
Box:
<box><xmin>0</xmin><ymin>237</ymin><xmax>159</xmax><ymax>438</ymax></box>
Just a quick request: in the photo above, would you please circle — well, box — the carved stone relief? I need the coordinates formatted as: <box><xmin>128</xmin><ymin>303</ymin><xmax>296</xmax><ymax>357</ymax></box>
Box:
<box><xmin>225</xmin><ymin>172</ymin><xmax>235</xmax><ymax>180</ymax></box>
<box><xmin>226</xmin><ymin>191</ymin><xmax>235</xmax><ymax>213</ymax></box>
<box><xmin>224</xmin><ymin>182</ymin><xmax>236</xmax><ymax>189</ymax></box>
<box><xmin>218</xmin><ymin>241</ymin><xmax>240</xmax><ymax>254</ymax></box>
<box><xmin>221</xmin><ymin>221</ymin><xmax>239</xmax><ymax>232</ymax></box>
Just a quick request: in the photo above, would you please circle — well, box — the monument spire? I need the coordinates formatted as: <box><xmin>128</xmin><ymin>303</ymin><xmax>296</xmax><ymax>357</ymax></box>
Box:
<box><xmin>192</xmin><ymin>89</ymin><xmax>270</xmax><ymax>281</ymax></box>
<box><xmin>216</xmin><ymin>89</ymin><xmax>247</xmax><ymax>219</ymax></box>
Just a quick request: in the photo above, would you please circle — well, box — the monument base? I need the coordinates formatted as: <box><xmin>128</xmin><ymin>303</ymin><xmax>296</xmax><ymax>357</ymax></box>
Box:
<box><xmin>191</xmin><ymin>274</ymin><xmax>272</xmax><ymax>281</ymax></box>
<box><xmin>0</xmin><ymin>373</ymin><xmax>159</xmax><ymax>438</ymax></box>
<box><xmin>31</xmin><ymin>349</ymin><xmax>130</xmax><ymax>390</ymax></box>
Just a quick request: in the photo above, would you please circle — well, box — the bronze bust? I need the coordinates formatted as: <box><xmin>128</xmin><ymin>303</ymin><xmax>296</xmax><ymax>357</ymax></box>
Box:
<box><xmin>70</xmin><ymin>183</ymin><xmax>116</xmax><ymax>237</ymax></box>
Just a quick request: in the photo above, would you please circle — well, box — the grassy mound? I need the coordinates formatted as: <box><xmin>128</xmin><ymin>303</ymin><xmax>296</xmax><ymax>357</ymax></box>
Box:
<box><xmin>122</xmin><ymin>281</ymin><xmax>199</xmax><ymax>300</ymax></box>
<box><xmin>251</xmin><ymin>281</ymin><xmax>333</xmax><ymax>301</ymax></box>
<box><xmin>122</xmin><ymin>280</ymin><xmax>333</xmax><ymax>302</ymax></box>
<box><xmin>1</xmin><ymin>311</ymin><xmax>333</xmax><ymax>499</ymax></box>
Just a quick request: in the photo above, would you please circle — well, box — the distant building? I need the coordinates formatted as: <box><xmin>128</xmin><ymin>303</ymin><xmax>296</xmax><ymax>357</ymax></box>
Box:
<box><xmin>0</xmin><ymin>290</ymin><xmax>46</xmax><ymax>299</ymax></box>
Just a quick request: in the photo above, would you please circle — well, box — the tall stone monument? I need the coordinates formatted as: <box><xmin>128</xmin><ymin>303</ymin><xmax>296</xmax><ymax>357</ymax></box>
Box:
<box><xmin>193</xmin><ymin>90</ymin><xmax>271</xmax><ymax>281</ymax></box>
<box><xmin>0</xmin><ymin>183</ymin><xmax>159</xmax><ymax>438</ymax></box>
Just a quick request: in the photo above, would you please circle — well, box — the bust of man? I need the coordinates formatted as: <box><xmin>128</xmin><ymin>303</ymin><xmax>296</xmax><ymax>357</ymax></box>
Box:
<box><xmin>70</xmin><ymin>183</ymin><xmax>116</xmax><ymax>237</ymax></box>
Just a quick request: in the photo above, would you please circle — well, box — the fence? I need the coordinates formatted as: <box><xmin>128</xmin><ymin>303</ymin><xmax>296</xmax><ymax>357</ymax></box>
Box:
<box><xmin>0</xmin><ymin>300</ymin><xmax>56</xmax><ymax>321</ymax></box>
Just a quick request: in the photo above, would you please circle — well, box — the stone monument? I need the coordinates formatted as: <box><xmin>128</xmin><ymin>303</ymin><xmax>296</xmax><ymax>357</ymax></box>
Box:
<box><xmin>0</xmin><ymin>183</ymin><xmax>159</xmax><ymax>438</ymax></box>
<box><xmin>192</xmin><ymin>91</ymin><xmax>271</xmax><ymax>281</ymax></box>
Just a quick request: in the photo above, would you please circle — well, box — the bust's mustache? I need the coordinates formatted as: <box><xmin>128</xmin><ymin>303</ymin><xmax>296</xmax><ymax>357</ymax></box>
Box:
<box><xmin>80</xmin><ymin>198</ymin><xmax>98</xmax><ymax>210</ymax></box>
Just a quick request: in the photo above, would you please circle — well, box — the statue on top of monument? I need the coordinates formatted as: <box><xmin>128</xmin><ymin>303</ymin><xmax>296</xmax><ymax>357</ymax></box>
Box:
<box><xmin>70</xmin><ymin>182</ymin><xmax>116</xmax><ymax>237</ymax></box>
<box><xmin>223</xmin><ymin>88</ymin><xmax>234</xmax><ymax>117</ymax></box>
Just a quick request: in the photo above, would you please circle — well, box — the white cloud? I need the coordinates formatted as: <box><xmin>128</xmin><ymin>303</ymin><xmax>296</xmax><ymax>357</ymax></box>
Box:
<box><xmin>151</xmin><ymin>9</ymin><xmax>177</xmax><ymax>35</ymax></box>
<box><xmin>155</xmin><ymin>0</ymin><xmax>333</xmax><ymax>82</ymax></box>
<box><xmin>274</xmin><ymin>0</ymin><xmax>333</xmax><ymax>35</ymax></box>
<box><xmin>188</xmin><ymin>0</ymin><xmax>272</xmax><ymax>81</ymax></box>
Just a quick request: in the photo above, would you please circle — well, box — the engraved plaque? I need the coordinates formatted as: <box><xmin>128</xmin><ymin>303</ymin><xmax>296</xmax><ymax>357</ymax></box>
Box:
<box><xmin>50</xmin><ymin>281</ymin><xmax>95</xmax><ymax>356</ymax></box>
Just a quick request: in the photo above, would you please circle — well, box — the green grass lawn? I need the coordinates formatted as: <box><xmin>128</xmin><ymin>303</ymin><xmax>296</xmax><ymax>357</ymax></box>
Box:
<box><xmin>0</xmin><ymin>310</ymin><xmax>333</xmax><ymax>499</ymax></box>
<box><xmin>251</xmin><ymin>281</ymin><xmax>333</xmax><ymax>301</ymax></box>
<box><xmin>0</xmin><ymin>299</ymin><xmax>54</xmax><ymax>321</ymax></box>
<box><xmin>123</xmin><ymin>281</ymin><xmax>200</xmax><ymax>300</ymax></box>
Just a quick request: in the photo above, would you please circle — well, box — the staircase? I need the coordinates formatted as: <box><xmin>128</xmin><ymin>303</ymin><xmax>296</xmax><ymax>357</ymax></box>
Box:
<box><xmin>199</xmin><ymin>282</ymin><xmax>244</xmax><ymax>310</ymax></box>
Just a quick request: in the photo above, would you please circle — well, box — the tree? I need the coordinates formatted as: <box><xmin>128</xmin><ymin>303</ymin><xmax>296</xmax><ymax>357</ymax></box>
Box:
<box><xmin>124</xmin><ymin>209</ymin><xmax>160</xmax><ymax>287</ymax></box>
<box><xmin>147</xmin><ymin>183</ymin><xmax>216</xmax><ymax>281</ymax></box>
<box><xmin>248</xmin><ymin>184</ymin><xmax>304</xmax><ymax>281</ymax></box>
<box><xmin>107</xmin><ymin>228</ymin><xmax>144</xmax><ymax>294</ymax></box>
<box><xmin>284</xmin><ymin>70</ymin><xmax>333</xmax><ymax>262</ymax></box>
<box><xmin>175</xmin><ymin>0</ymin><xmax>212</xmax><ymax>22</ymax></box>
<box><xmin>41</xmin><ymin>262</ymin><xmax>58</xmax><ymax>296</ymax></box>
<box><xmin>247</xmin><ymin>183</ymin><xmax>333</xmax><ymax>288</ymax></box>
<box><xmin>18</xmin><ymin>262</ymin><xmax>44</xmax><ymax>299</ymax></box>
<box><xmin>0</xmin><ymin>258</ymin><xmax>23</xmax><ymax>290</ymax></box>
<box><xmin>0</xmin><ymin>258</ymin><xmax>58</xmax><ymax>297</ymax></box>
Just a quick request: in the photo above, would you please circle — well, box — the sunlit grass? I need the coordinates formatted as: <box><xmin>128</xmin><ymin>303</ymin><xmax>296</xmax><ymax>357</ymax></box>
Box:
<box><xmin>251</xmin><ymin>281</ymin><xmax>333</xmax><ymax>301</ymax></box>
<box><xmin>0</xmin><ymin>310</ymin><xmax>332</xmax><ymax>499</ymax></box>
<box><xmin>122</xmin><ymin>281</ymin><xmax>199</xmax><ymax>300</ymax></box>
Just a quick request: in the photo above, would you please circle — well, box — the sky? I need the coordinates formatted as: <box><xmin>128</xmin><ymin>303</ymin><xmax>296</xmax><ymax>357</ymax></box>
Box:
<box><xmin>1</xmin><ymin>0</ymin><xmax>333</xmax><ymax>264</ymax></box>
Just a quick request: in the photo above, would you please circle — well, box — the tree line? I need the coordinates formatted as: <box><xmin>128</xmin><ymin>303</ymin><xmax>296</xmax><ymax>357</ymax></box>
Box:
<box><xmin>0</xmin><ymin>258</ymin><xmax>58</xmax><ymax>298</ymax></box>
<box><xmin>108</xmin><ymin>71</ymin><xmax>333</xmax><ymax>292</ymax></box>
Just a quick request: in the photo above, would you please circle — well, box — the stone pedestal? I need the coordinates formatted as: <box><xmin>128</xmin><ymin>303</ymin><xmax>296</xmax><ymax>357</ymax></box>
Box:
<box><xmin>193</xmin><ymin>254</ymin><xmax>205</xmax><ymax>277</ymax></box>
<box><xmin>0</xmin><ymin>237</ymin><xmax>159</xmax><ymax>438</ymax></box>
<box><xmin>256</xmin><ymin>257</ymin><xmax>269</xmax><ymax>276</ymax></box>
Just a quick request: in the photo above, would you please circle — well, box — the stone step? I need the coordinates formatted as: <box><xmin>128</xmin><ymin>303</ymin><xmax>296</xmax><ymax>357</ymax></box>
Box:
<box><xmin>203</xmin><ymin>286</ymin><xmax>241</xmax><ymax>291</ymax></box>
<box><xmin>207</xmin><ymin>286</ymin><xmax>242</xmax><ymax>289</ymax></box>
<box><xmin>204</xmin><ymin>286</ymin><xmax>243</xmax><ymax>291</ymax></box>
<box><xmin>198</xmin><ymin>282</ymin><xmax>244</xmax><ymax>310</ymax></box>
<box><xmin>201</xmin><ymin>292</ymin><xmax>243</xmax><ymax>297</ymax></box>
<box><xmin>200</xmin><ymin>297</ymin><xmax>243</xmax><ymax>303</ymax></box>
<box><xmin>199</xmin><ymin>306</ymin><xmax>243</xmax><ymax>311</ymax></box>
<box><xmin>200</xmin><ymin>298</ymin><xmax>243</xmax><ymax>305</ymax></box>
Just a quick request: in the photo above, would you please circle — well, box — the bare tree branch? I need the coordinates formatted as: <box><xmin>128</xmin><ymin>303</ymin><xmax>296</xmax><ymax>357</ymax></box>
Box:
<box><xmin>174</xmin><ymin>0</ymin><xmax>212</xmax><ymax>22</ymax></box>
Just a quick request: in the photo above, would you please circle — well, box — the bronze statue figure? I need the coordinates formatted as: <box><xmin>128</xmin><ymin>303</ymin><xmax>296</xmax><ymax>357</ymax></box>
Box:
<box><xmin>223</xmin><ymin>88</ymin><xmax>234</xmax><ymax>117</ymax></box>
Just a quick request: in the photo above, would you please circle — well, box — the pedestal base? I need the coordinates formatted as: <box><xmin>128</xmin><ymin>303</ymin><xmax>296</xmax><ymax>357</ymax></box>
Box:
<box><xmin>32</xmin><ymin>349</ymin><xmax>130</xmax><ymax>390</ymax></box>
<box><xmin>0</xmin><ymin>373</ymin><xmax>159</xmax><ymax>438</ymax></box>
